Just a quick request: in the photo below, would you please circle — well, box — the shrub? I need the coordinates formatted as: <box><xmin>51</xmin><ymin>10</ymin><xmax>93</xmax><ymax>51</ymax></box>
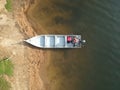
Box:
<box><xmin>5</xmin><ymin>0</ymin><xmax>12</xmax><ymax>12</ymax></box>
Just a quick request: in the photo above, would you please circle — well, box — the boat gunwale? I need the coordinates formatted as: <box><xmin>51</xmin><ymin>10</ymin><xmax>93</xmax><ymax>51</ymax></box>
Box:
<box><xmin>24</xmin><ymin>35</ymin><xmax>82</xmax><ymax>48</ymax></box>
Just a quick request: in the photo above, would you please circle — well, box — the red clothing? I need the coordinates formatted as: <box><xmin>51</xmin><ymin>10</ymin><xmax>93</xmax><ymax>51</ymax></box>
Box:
<box><xmin>67</xmin><ymin>36</ymin><xmax>72</xmax><ymax>42</ymax></box>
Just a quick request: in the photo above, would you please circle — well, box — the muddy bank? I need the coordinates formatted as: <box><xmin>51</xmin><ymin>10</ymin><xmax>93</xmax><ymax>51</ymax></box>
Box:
<box><xmin>0</xmin><ymin>0</ymin><xmax>49</xmax><ymax>89</ymax></box>
<box><xmin>11</xmin><ymin>0</ymin><xmax>49</xmax><ymax>90</ymax></box>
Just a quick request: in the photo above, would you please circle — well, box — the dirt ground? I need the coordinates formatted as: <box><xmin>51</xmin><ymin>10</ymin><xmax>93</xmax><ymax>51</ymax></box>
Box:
<box><xmin>0</xmin><ymin>0</ymin><xmax>48</xmax><ymax>90</ymax></box>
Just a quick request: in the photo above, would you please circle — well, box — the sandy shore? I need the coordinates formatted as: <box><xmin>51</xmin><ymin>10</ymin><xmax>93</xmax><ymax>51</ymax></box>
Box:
<box><xmin>0</xmin><ymin>0</ymin><xmax>47</xmax><ymax>90</ymax></box>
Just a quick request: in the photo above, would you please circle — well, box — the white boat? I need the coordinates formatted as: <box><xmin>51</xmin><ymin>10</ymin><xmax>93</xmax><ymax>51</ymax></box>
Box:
<box><xmin>24</xmin><ymin>35</ymin><xmax>86</xmax><ymax>48</ymax></box>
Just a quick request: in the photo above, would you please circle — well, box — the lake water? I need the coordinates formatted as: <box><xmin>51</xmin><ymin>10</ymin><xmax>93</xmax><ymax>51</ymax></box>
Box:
<box><xmin>26</xmin><ymin>0</ymin><xmax>120</xmax><ymax>90</ymax></box>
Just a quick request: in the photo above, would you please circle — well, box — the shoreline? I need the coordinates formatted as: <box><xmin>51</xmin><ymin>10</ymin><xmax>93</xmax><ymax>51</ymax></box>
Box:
<box><xmin>0</xmin><ymin>0</ymin><xmax>48</xmax><ymax>90</ymax></box>
<box><xmin>13</xmin><ymin>0</ymin><xmax>48</xmax><ymax>90</ymax></box>
<box><xmin>14</xmin><ymin>0</ymin><xmax>53</xmax><ymax>90</ymax></box>
<box><xmin>13</xmin><ymin>0</ymin><xmax>36</xmax><ymax>37</ymax></box>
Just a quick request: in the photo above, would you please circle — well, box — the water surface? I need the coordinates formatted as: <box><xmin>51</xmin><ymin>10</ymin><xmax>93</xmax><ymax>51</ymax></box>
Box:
<box><xmin>27</xmin><ymin>0</ymin><xmax>120</xmax><ymax>90</ymax></box>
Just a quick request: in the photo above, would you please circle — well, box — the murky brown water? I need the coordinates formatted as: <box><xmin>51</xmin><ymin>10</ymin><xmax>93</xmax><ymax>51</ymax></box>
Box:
<box><xmin>26</xmin><ymin>0</ymin><xmax>120</xmax><ymax>90</ymax></box>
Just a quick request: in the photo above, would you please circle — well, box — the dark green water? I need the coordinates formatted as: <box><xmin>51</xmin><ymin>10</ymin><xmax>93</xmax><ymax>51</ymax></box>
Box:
<box><xmin>27</xmin><ymin>0</ymin><xmax>120</xmax><ymax>90</ymax></box>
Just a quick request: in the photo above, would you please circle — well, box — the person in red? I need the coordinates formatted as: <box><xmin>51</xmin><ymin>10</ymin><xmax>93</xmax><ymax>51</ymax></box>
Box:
<box><xmin>67</xmin><ymin>36</ymin><xmax>72</xmax><ymax>43</ymax></box>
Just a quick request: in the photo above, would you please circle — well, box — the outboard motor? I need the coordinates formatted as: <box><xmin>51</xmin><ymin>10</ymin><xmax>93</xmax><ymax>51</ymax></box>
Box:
<box><xmin>81</xmin><ymin>40</ymin><xmax>86</xmax><ymax>44</ymax></box>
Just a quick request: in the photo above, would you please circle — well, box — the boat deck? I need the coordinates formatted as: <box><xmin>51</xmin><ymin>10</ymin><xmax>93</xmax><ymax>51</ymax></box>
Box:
<box><xmin>43</xmin><ymin>35</ymin><xmax>81</xmax><ymax>48</ymax></box>
<box><xmin>25</xmin><ymin>35</ymin><xmax>82</xmax><ymax>48</ymax></box>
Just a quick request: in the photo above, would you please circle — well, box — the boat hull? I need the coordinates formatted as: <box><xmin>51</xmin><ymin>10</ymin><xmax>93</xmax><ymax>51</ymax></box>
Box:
<box><xmin>24</xmin><ymin>35</ymin><xmax>82</xmax><ymax>48</ymax></box>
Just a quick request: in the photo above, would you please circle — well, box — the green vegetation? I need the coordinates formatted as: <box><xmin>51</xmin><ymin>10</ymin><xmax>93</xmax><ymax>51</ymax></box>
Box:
<box><xmin>5</xmin><ymin>0</ymin><xmax>12</xmax><ymax>12</ymax></box>
<box><xmin>0</xmin><ymin>77</ymin><xmax>11</xmax><ymax>90</ymax></box>
<box><xmin>0</xmin><ymin>57</ymin><xmax>14</xmax><ymax>90</ymax></box>
<box><xmin>0</xmin><ymin>57</ymin><xmax>14</xmax><ymax>76</ymax></box>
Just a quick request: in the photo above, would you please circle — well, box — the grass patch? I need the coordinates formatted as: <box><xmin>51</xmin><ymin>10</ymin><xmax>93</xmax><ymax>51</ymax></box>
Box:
<box><xmin>0</xmin><ymin>57</ymin><xmax>14</xmax><ymax>90</ymax></box>
<box><xmin>0</xmin><ymin>77</ymin><xmax>11</xmax><ymax>90</ymax></box>
<box><xmin>5</xmin><ymin>0</ymin><xmax>12</xmax><ymax>12</ymax></box>
<box><xmin>0</xmin><ymin>58</ymin><xmax>14</xmax><ymax>76</ymax></box>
